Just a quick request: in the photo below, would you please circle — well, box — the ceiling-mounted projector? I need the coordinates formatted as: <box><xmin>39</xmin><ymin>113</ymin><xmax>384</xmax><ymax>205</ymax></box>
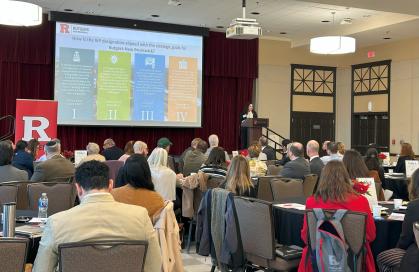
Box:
<box><xmin>226</xmin><ymin>0</ymin><xmax>262</xmax><ymax>39</ymax></box>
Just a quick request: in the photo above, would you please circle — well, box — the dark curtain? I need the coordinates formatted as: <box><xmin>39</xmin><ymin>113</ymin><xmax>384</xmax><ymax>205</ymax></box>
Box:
<box><xmin>0</xmin><ymin>19</ymin><xmax>257</xmax><ymax>154</ymax></box>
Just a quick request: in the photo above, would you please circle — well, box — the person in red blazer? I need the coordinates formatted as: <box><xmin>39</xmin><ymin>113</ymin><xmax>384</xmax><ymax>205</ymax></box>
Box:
<box><xmin>298</xmin><ymin>160</ymin><xmax>376</xmax><ymax>272</ymax></box>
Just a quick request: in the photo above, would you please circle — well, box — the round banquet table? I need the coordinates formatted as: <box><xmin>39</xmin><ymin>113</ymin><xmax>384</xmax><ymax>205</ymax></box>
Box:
<box><xmin>0</xmin><ymin>210</ymin><xmax>40</xmax><ymax>264</ymax></box>
<box><xmin>383</xmin><ymin>173</ymin><xmax>410</xmax><ymax>200</ymax></box>
<box><xmin>272</xmin><ymin>197</ymin><xmax>403</xmax><ymax>261</ymax></box>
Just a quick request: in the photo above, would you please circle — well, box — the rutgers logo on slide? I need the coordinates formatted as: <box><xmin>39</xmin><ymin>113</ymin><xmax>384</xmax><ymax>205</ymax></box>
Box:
<box><xmin>60</xmin><ymin>23</ymin><xmax>70</xmax><ymax>33</ymax></box>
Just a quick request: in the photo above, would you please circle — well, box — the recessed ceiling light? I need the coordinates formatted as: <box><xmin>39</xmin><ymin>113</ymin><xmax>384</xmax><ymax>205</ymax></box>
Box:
<box><xmin>151</xmin><ymin>14</ymin><xmax>160</xmax><ymax>17</ymax></box>
<box><xmin>64</xmin><ymin>8</ymin><xmax>73</xmax><ymax>12</ymax></box>
<box><xmin>321</xmin><ymin>20</ymin><xmax>330</xmax><ymax>23</ymax></box>
<box><xmin>280</xmin><ymin>32</ymin><xmax>287</xmax><ymax>35</ymax></box>
<box><xmin>250</xmin><ymin>12</ymin><xmax>260</xmax><ymax>15</ymax></box>
<box><xmin>216</xmin><ymin>25</ymin><xmax>224</xmax><ymax>29</ymax></box>
<box><xmin>383</xmin><ymin>37</ymin><xmax>392</xmax><ymax>40</ymax></box>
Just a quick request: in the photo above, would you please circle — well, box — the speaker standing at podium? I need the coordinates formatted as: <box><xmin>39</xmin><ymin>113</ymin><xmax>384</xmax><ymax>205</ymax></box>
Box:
<box><xmin>240</xmin><ymin>104</ymin><xmax>258</xmax><ymax>149</ymax></box>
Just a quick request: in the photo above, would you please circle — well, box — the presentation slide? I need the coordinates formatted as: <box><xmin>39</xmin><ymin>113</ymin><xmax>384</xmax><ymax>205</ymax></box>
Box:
<box><xmin>54</xmin><ymin>22</ymin><xmax>203</xmax><ymax>127</ymax></box>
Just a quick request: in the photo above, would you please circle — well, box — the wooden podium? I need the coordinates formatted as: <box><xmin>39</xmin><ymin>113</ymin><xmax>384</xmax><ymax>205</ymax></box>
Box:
<box><xmin>241</xmin><ymin>118</ymin><xmax>269</xmax><ymax>148</ymax></box>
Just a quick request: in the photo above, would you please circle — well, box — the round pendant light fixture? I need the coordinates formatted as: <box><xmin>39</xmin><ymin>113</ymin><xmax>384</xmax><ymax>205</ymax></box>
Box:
<box><xmin>310</xmin><ymin>36</ymin><xmax>356</xmax><ymax>54</ymax></box>
<box><xmin>0</xmin><ymin>0</ymin><xmax>43</xmax><ymax>26</ymax></box>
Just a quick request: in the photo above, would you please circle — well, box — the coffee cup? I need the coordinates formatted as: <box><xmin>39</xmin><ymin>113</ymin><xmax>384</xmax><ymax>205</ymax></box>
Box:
<box><xmin>372</xmin><ymin>205</ymin><xmax>382</xmax><ymax>218</ymax></box>
<box><xmin>394</xmin><ymin>199</ymin><xmax>403</xmax><ymax>210</ymax></box>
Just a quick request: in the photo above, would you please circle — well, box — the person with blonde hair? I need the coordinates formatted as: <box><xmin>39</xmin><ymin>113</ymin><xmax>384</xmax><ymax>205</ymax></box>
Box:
<box><xmin>394</xmin><ymin>142</ymin><xmax>415</xmax><ymax>174</ymax></box>
<box><xmin>247</xmin><ymin>143</ymin><xmax>267</xmax><ymax>177</ymax></box>
<box><xmin>78</xmin><ymin>142</ymin><xmax>105</xmax><ymax>165</ymax></box>
<box><xmin>223</xmin><ymin>156</ymin><xmax>255</xmax><ymax>197</ymax></box>
<box><xmin>147</xmin><ymin>147</ymin><xmax>176</xmax><ymax>201</ymax></box>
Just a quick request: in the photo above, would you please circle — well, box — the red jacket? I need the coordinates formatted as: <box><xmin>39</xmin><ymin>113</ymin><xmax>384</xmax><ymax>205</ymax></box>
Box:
<box><xmin>298</xmin><ymin>194</ymin><xmax>376</xmax><ymax>272</ymax></box>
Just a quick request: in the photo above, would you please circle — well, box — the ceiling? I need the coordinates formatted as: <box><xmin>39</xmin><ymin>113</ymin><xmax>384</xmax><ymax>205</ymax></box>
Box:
<box><xmin>27</xmin><ymin>0</ymin><xmax>419</xmax><ymax>48</ymax></box>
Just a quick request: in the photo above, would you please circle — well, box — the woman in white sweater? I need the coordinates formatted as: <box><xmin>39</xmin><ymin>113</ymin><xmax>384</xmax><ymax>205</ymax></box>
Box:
<box><xmin>147</xmin><ymin>147</ymin><xmax>177</xmax><ymax>201</ymax></box>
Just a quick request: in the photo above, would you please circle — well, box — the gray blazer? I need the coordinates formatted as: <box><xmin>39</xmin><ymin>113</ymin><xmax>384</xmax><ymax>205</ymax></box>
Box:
<box><xmin>0</xmin><ymin>165</ymin><xmax>28</xmax><ymax>182</ymax></box>
<box><xmin>280</xmin><ymin>157</ymin><xmax>310</xmax><ymax>180</ymax></box>
<box><xmin>33</xmin><ymin>193</ymin><xmax>162</xmax><ymax>272</ymax></box>
<box><xmin>309</xmin><ymin>157</ymin><xmax>324</xmax><ymax>178</ymax></box>
<box><xmin>30</xmin><ymin>155</ymin><xmax>75</xmax><ymax>182</ymax></box>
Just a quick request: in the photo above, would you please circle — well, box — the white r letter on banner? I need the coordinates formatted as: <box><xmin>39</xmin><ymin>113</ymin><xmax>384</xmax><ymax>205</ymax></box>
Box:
<box><xmin>22</xmin><ymin>116</ymin><xmax>51</xmax><ymax>142</ymax></box>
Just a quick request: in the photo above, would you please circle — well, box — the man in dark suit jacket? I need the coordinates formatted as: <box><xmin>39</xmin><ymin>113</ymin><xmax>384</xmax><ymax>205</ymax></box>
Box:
<box><xmin>306</xmin><ymin>140</ymin><xmax>324</xmax><ymax>178</ymax></box>
<box><xmin>280</xmin><ymin>142</ymin><xmax>310</xmax><ymax>180</ymax></box>
<box><xmin>101</xmin><ymin>138</ymin><xmax>124</xmax><ymax>160</ymax></box>
<box><xmin>31</xmin><ymin>141</ymin><xmax>75</xmax><ymax>182</ymax></box>
<box><xmin>259</xmin><ymin>136</ymin><xmax>276</xmax><ymax>160</ymax></box>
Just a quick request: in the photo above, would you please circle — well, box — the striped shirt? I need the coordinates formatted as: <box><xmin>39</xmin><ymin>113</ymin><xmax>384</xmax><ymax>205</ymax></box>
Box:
<box><xmin>199</xmin><ymin>164</ymin><xmax>227</xmax><ymax>179</ymax></box>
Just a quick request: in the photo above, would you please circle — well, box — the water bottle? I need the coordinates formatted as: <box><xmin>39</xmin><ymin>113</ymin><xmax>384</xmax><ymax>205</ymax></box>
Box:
<box><xmin>38</xmin><ymin>193</ymin><xmax>48</xmax><ymax>218</ymax></box>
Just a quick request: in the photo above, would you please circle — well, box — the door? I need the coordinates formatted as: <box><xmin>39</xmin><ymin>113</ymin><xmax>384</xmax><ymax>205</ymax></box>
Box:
<box><xmin>352</xmin><ymin>113</ymin><xmax>389</xmax><ymax>154</ymax></box>
<box><xmin>291</xmin><ymin>112</ymin><xmax>335</xmax><ymax>146</ymax></box>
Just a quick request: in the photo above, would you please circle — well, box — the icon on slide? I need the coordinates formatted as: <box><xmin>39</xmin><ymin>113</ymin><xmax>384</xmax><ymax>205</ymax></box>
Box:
<box><xmin>111</xmin><ymin>55</ymin><xmax>118</xmax><ymax>64</ymax></box>
<box><xmin>178</xmin><ymin>59</ymin><xmax>188</xmax><ymax>70</ymax></box>
<box><xmin>145</xmin><ymin>57</ymin><xmax>156</xmax><ymax>69</ymax></box>
<box><xmin>73</xmin><ymin>51</ymin><xmax>80</xmax><ymax>62</ymax></box>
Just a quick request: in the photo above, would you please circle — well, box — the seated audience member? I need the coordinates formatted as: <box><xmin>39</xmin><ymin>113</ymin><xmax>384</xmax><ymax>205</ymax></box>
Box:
<box><xmin>182</xmin><ymin>139</ymin><xmax>208</xmax><ymax>176</ymax></box>
<box><xmin>337</xmin><ymin>141</ymin><xmax>345</xmax><ymax>156</ymax></box>
<box><xmin>259</xmin><ymin>136</ymin><xmax>276</xmax><ymax>160</ymax></box>
<box><xmin>157</xmin><ymin>137</ymin><xmax>173</xmax><ymax>153</ymax></box>
<box><xmin>37</xmin><ymin>138</ymin><xmax>61</xmax><ymax>162</ymax></box>
<box><xmin>247</xmin><ymin>143</ymin><xmax>267</xmax><ymax>177</ymax></box>
<box><xmin>278</xmin><ymin>138</ymin><xmax>292</xmax><ymax>165</ymax></box>
<box><xmin>148</xmin><ymin>147</ymin><xmax>176</xmax><ymax>201</ymax></box>
<box><xmin>298</xmin><ymin>161</ymin><xmax>376</xmax><ymax>272</ymax></box>
<box><xmin>320</xmin><ymin>141</ymin><xmax>343</xmax><ymax>165</ymax></box>
<box><xmin>78</xmin><ymin>142</ymin><xmax>105</xmax><ymax>165</ymax></box>
<box><xmin>178</xmin><ymin>137</ymin><xmax>202</xmax><ymax>173</ymax></box>
<box><xmin>0</xmin><ymin>141</ymin><xmax>28</xmax><ymax>182</ymax></box>
<box><xmin>12</xmin><ymin>140</ymin><xmax>34</xmax><ymax>177</ymax></box>
<box><xmin>133</xmin><ymin>140</ymin><xmax>148</xmax><ymax>156</ymax></box>
<box><xmin>306</xmin><ymin>140</ymin><xmax>324</xmax><ymax>178</ymax></box>
<box><xmin>118</xmin><ymin>140</ymin><xmax>134</xmax><ymax>162</ymax></box>
<box><xmin>199</xmin><ymin>146</ymin><xmax>228</xmax><ymax>179</ymax></box>
<box><xmin>30</xmin><ymin>140</ymin><xmax>75</xmax><ymax>182</ymax></box>
<box><xmin>280</xmin><ymin>142</ymin><xmax>310</xmax><ymax>179</ymax></box>
<box><xmin>222</xmin><ymin>155</ymin><xmax>256</xmax><ymax>197</ymax></box>
<box><xmin>364</xmin><ymin>148</ymin><xmax>385</xmax><ymax>184</ymax></box>
<box><xmin>343</xmin><ymin>149</ymin><xmax>385</xmax><ymax>200</ymax></box>
<box><xmin>394</xmin><ymin>142</ymin><xmax>415</xmax><ymax>173</ymax></box>
<box><xmin>111</xmin><ymin>154</ymin><xmax>164</xmax><ymax>218</ymax></box>
<box><xmin>205</xmin><ymin>134</ymin><xmax>230</xmax><ymax>161</ymax></box>
<box><xmin>377</xmin><ymin>168</ymin><xmax>419</xmax><ymax>271</ymax></box>
<box><xmin>32</xmin><ymin>160</ymin><xmax>161</xmax><ymax>272</ymax></box>
<box><xmin>101</xmin><ymin>138</ymin><xmax>124</xmax><ymax>160</ymax></box>
<box><xmin>27</xmin><ymin>138</ymin><xmax>40</xmax><ymax>160</ymax></box>
<box><xmin>321</xmin><ymin>140</ymin><xmax>331</xmax><ymax>157</ymax></box>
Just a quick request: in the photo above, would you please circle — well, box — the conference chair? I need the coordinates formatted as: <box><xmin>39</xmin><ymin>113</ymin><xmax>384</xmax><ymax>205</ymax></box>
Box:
<box><xmin>306</xmin><ymin>209</ymin><xmax>367</xmax><ymax>272</ymax></box>
<box><xmin>0</xmin><ymin>185</ymin><xmax>18</xmax><ymax>210</ymax></box>
<box><xmin>303</xmin><ymin>174</ymin><xmax>318</xmax><ymax>197</ymax></box>
<box><xmin>103</xmin><ymin>160</ymin><xmax>124</xmax><ymax>183</ymax></box>
<box><xmin>0</xmin><ymin>238</ymin><xmax>29</xmax><ymax>272</ymax></box>
<box><xmin>28</xmin><ymin>182</ymin><xmax>76</xmax><ymax>215</ymax></box>
<box><xmin>257</xmin><ymin>176</ymin><xmax>279</xmax><ymax>201</ymax></box>
<box><xmin>1</xmin><ymin>181</ymin><xmax>32</xmax><ymax>209</ymax></box>
<box><xmin>267</xmin><ymin>164</ymin><xmax>283</xmax><ymax>175</ymax></box>
<box><xmin>414</xmin><ymin>221</ymin><xmax>419</xmax><ymax>247</ymax></box>
<box><xmin>234</xmin><ymin>197</ymin><xmax>300</xmax><ymax>271</ymax></box>
<box><xmin>58</xmin><ymin>240</ymin><xmax>148</xmax><ymax>272</ymax></box>
<box><xmin>270</xmin><ymin>178</ymin><xmax>304</xmax><ymax>201</ymax></box>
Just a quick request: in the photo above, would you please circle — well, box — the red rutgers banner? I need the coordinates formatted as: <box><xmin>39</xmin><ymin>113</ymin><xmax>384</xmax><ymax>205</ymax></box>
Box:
<box><xmin>15</xmin><ymin>99</ymin><xmax>58</xmax><ymax>159</ymax></box>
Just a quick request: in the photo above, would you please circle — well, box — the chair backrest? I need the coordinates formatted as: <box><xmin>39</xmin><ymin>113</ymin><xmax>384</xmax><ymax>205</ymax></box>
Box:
<box><xmin>267</xmin><ymin>164</ymin><xmax>282</xmax><ymax>175</ymax></box>
<box><xmin>414</xmin><ymin>221</ymin><xmax>419</xmax><ymax>247</ymax></box>
<box><xmin>306</xmin><ymin>209</ymin><xmax>367</xmax><ymax>272</ymax></box>
<box><xmin>303</xmin><ymin>174</ymin><xmax>318</xmax><ymax>197</ymax></box>
<box><xmin>0</xmin><ymin>238</ymin><xmax>29</xmax><ymax>272</ymax></box>
<box><xmin>59</xmin><ymin>240</ymin><xmax>148</xmax><ymax>272</ymax></box>
<box><xmin>257</xmin><ymin>176</ymin><xmax>278</xmax><ymax>201</ymax></box>
<box><xmin>1</xmin><ymin>181</ymin><xmax>32</xmax><ymax>209</ymax></box>
<box><xmin>270</xmin><ymin>178</ymin><xmax>304</xmax><ymax>200</ymax></box>
<box><xmin>28</xmin><ymin>183</ymin><xmax>76</xmax><ymax>215</ymax></box>
<box><xmin>0</xmin><ymin>185</ymin><xmax>18</xmax><ymax>209</ymax></box>
<box><xmin>47</xmin><ymin>176</ymin><xmax>74</xmax><ymax>183</ymax></box>
<box><xmin>103</xmin><ymin>160</ymin><xmax>124</xmax><ymax>182</ymax></box>
<box><xmin>234</xmin><ymin>197</ymin><xmax>275</xmax><ymax>260</ymax></box>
